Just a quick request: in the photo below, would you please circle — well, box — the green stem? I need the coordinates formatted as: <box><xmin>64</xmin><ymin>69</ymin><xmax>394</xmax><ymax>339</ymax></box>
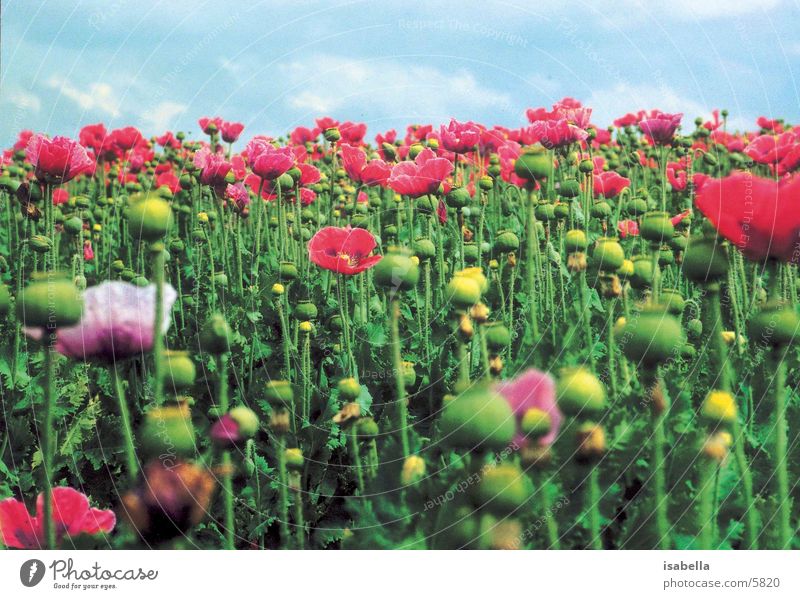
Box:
<box><xmin>390</xmin><ymin>298</ymin><xmax>410</xmax><ymax>458</ymax></box>
<box><xmin>217</xmin><ymin>355</ymin><xmax>235</xmax><ymax>550</ymax></box>
<box><xmin>586</xmin><ymin>467</ymin><xmax>602</xmax><ymax>549</ymax></box>
<box><xmin>110</xmin><ymin>365</ymin><xmax>138</xmax><ymax>482</ymax></box>
<box><xmin>42</xmin><ymin>340</ymin><xmax>56</xmax><ymax>549</ymax></box>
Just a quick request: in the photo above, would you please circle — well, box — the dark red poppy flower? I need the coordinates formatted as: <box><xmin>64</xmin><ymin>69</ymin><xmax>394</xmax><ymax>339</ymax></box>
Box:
<box><xmin>220</xmin><ymin>121</ymin><xmax>245</xmax><ymax>143</ymax></box>
<box><xmin>696</xmin><ymin>172</ymin><xmax>800</xmax><ymax>263</ymax></box>
<box><xmin>26</xmin><ymin>134</ymin><xmax>94</xmax><ymax>185</ymax></box>
<box><xmin>0</xmin><ymin>487</ymin><xmax>115</xmax><ymax>549</ymax></box>
<box><xmin>307</xmin><ymin>226</ymin><xmax>382</xmax><ymax>275</ymax></box>
<box><xmin>593</xmin><ymin>170</ymin><xmax>630</xmax><ymax>198</ymax></box>
<box><xmin>388</xmin><ymin>148</ymin><xmax>452</xmax><ymax>197</ymax></box>
<box><xmin>638</xmin><ymin>111</ymin><xmax>682</xmax><ymax>145</ymax></box>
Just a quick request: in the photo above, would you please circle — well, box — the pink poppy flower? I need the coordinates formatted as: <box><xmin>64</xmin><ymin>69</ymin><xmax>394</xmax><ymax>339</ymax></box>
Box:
<box><xmin>339</xmin><ymin>121</ymin><xmax>367</xmax><ymax>144</ymax></box>
<box><xmin>639</xmin><ymin>111</ymin><xmax>682</xmax><ymax>145</ymax></box>
<box><xmin>340</xmin><ymin>144</ymin><xmax>391</xmax><ymax>186</ymax></box>
<box><xmin>593</xmin><ymin>170</ymin><xmax>630</xmax><ymax>198</ymax></box>
<box><xmin>26</xmin><ymin>134</ymin><xmax>93</xmax><ymax>185</ymax></box>
<box><xmin>52</xmin><ymin>188</ymin><xmax>69</xmax><ymax>205</ymax></box>
<box><xmin>495</xmin><ymin>369</ymin><xmax>561</xmax><ymax>448</ymax></box>
<box><xmin>388</xmin><ymin>148</ymin><xmax>452</xmax><ymax>197</ymax></box>
<box><xmin>26</xmin><ymin>281</ymin><xmax>177</xmax><ymax>362</ymax></box>
<box><xmin>225</xmin><ymin>182</ymin><xmax>250</xmax><ymax>211</ymax></box>
<box><xmin>667</xmin><ymin>167</ymin><xmax>687</xmax><ymax>191</ymax></box>
<box><xmin>245</xmin><ymin>138</ymin><xmax>294</xmax><ymax>181</ymax></box>
<box><xmin>198</xmin><ymin>116</ymin><xmax>223</xmax><ymax>135</ymax></box>
<box><xmin>528</xmin><ymin>118</ymin><xmax>588</xmax><ymax>149</ymax></box>
<box><xmin>220</xmin><ymin>121</ymin><xmax>245</xmax><ymax>144</ymax></box>
<box><xmin>296</xmin><ymin>162</ymin><xmax>321</xmax><ymax>186</ymax></box>
<box><xmin>307</xmin><ymin>226</ymin><xmax>382</xmax><ymax>275</ymax></box>
<box><xmin>290</xmin><ymin>126</ymin><xmax>319</xmax><ymax>146</ymax></box>
<box><xmin>193</xmin><ymin>147</ymin><xmax>232</xmax><ymax>190</ymax></box>
<box><xmin>300</xmin><ymin>187</ymin><xmax>317</xmax><ymax>205</ymax></box>
<box><xmin>83</xmin><ymin>240</ymin><xmax>94</xmax><ymax>261</ymax></box>
<box><xmin>79</xmin><ymin>123</ymin><xmax>108</xmax><ymax>155</ymax></box>
<box><xmin>0</xmin><ymin>487</ymin><xmax>115</xmax><ymax>549</ymax></box>
<box><xmin>315</xmin><ymin>116</ymin><xmax>339</xmax><ymax>131</ymax></box>
<box><xmin>439</xmin><ymin>119</ymin><xmax>481</xmax><ymax>154</ymax></box>
<box><xmin>618</xmin><ymin>219</ymin><xmax>640</xmax><ymax>239</ymax></box>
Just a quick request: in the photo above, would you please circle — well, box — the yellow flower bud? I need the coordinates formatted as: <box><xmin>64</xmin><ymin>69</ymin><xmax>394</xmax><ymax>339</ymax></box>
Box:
<box><xmin>272</xmin><ymin>283</ymin><xmax>285</xmax><ymax>296</ymax></box>
<box><xmin>400</xmin><ymin>455</ymin><xmax>426</xmax><ymax>486</ymax></box>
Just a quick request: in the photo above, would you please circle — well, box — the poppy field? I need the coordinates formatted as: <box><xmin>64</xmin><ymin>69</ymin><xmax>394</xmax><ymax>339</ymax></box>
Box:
<box><xmin>1</xmin><ymin>103</ymin><xmax>799</xmax><ymax>551</ymax></box>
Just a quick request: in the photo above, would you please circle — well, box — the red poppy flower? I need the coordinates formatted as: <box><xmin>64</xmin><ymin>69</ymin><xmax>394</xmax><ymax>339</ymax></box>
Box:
<box><xmin>220</xmin><ymin>121</ymin><xmax>245</xmax><ymax>143</ymax></box>
<box><xmin>155</xmin><ymin>171</ymin><xmax>181</xmax><ymax>194</ymax></box>
<box><xmin>26</xmin><ymin>134</ymin><xmax>94</xmax><ymax>185</ymax></box>
<box><xmin>52</xmin><ymin>188</ymin><xmax>69</xmax><ymax>205</ymax></box>
<box><xmin>638</xmin><ymin>111</ymin><xmax>682</xmax><ymax>145</ymax></box>
<box><xmin>439</xmin><ymin>119</ymin><xmax>481</xmax><ymax>154</ymax></box>
<box><xmin>388</xmin><ymin>148</ymin><xmax>452</xmax><ymax>197</ymax></box>
<box><xmin>307</xmin><ymin>226</ymin><xmax>382</xmax><ymax>275</ymax></box>
<box><xmin>618</xmin><ymin>210</ymin><xmax>690</xmax><ymax>239</ymax></box>
<box><xmin>528</xmin><ymin>118</ymin><xmax>588</xmax><ymax>149</ymax></box>
<box><xmin>111</xmin><ymin>126</ymin><xmax>144</xmax><ymax>152</ymax></box>
<box><xmin>155</xmin><ymin>131</ymin><xmax>181</xmax><ymax>149</ymax></box>
<box><xmin>593</xmin><ymin>170</ymin><xmax>630</xmax><ymax>198</ymax></box>
<box><xmin>193</xmin><ymin>147</ymin><xmax>232</xmax><ymax>191</ymax></box>
<box><xmin>315</xmin><ymin>116</ymin><xmax>339</xmax><ymax>131</ymax></box>
<box><xmin>0</xmin><ymin>487</ymin><xmax>115</xmax><ymax>549</ymax></box>
<box><xmin>696</xmin><ymin>172</ymin><xmax>800</xmax><ymax>263</ymax></box>
<box><xmin>339</xmin><ymin>121</ymin><xmax>367</xmax><ymax>144</ymax></box>
<box><xmin>79</xmin><ymin>123</ymin><xmax>108</xmax><ymax>155</ymax></box>
<box><xmin>667</xmin><ymin>167</ymin><xmax>687</xmax><ymax>191</ymax></box>
<box><xmin>340</xmin><ymin>144</ymin><xmax>391</xmax><ymax>186</ymax></box>
<box><xmin>198</xmin><ymin>116</ymin><xmax>223</xmax><ymax>135</ymax></box>
<box><xmin>290</xmin><ymin>126</ymin><xmax>320</xmax><ymax>146</ymax></box>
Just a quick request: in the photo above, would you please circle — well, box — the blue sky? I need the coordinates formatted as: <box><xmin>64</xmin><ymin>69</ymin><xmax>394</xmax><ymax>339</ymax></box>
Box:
<box><xmin>1</xmin><ymin>0</ymin><xmax>798</xmax><ymax>147</ymax></box>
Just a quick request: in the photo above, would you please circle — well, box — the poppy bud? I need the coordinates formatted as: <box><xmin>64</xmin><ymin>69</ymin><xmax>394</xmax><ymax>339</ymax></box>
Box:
<box><xmin>682</xmin><ymin>235</ymin><xmax>728</xmax><ymax>283</ymax></box>
<box><xmin>120</xmin><ymin>268</ymin><xmax>136</xmax><ymax>282</ymax></box>
<box><xmin>440</xmin><ymin>383</ymin><xmax>515</xmax><ymax>452</ymax></box>
<box><xmin>626</xmin><ymin>197</ymin><xmax>648</xmax><ymax>216</ymax></box>
<box><xmin>269</xmin><ymin>408</ymin><xmax>291</xmax><ymax>434</ymax></box>
<box><xmin>748</xmin><ymin>299</ymin><xmax>800</xmax><ymax>347</ymax></box>
<box><xmin>332</xmin><ymin>401</ymin><xmax>361</xmax><ymax>425</ymax></box>
<box><xmin>489</xmin><ymin>355</ymin><xmax>503</xmax><ymax>375</ymax></box>
<box><xmin>514</xmin><ymin>147</ymin><xmax>550</xmax><ymax>182</ymax></box>
<box><xmin>213</xmin><ymin>272</ymin><xmax>228</xmax><ymax>288</ymax></box>
<box><xmin>445</xmin><ymin>186</ymin><xmax>471</xmax><ymax>209</ymax></box>
<box><xmin>407</xmin><ymin>142</ymin><xmax>424</xmax><ymax>159</ymax></box>
<box><xmin>660</xmin><ymin>288</ymin><xmax>685</xmax><ymax>315</ymax></box>
<box><xmin>279</xmin><ymin>261</ymin><xmax>299</xmax><ymax>281</ymax></box>
<box><xmin>458</xmin><ymin>313</ymin><xmax>474</xmax><ymax>341</ymax></box>
<box><xmin>356</xmin><ymin>417</ymin><xmax>379</xmax><ymax>438</ymax></box>
<box><xmin>381</xmin><ymin>142</ymin><xmax>396</xmax><ymax>160</ymax></box>
<box><xmin>557</xmin><ymin>367</ymin><xmax>606</xmax><ymax>416</ymax></box>
<box><xmin>373</xmin><ymin>248</ymin><xmax>419</xmax><ymax>291</ymax></box>
<box><xmin>639</xmin><ymin>211</ymin><xmax>674</xmax><ymax>244</ymax></box>
<box><xmin>294</xmin><ymin>300</ymin><xmax>318</xmax><ymax>321</ymax></box>
<box><xmin>565</xmin><ymin>229</ymin><xmax>588</xmax><ymax>252</ymax></box>
<box><xmin>701</xmin><ymin>390</ymin><xmax>737</xmax><ymax>426</ymax></box>
<box><xmin>337</xmin><ymin>377</ymin><xmax>361</xmax><ymax>401</ymax></box>
<box><xmin>17</xmin><ymin>274</ymin><xmax>83</xmax><ymax>329</ymax></box>
<box><xmin>578</xmin><ymin>159</ymin><xmax>594</xmax><ymax>174</ymax></box>
<box><xmin>127</xmin><ymin>195</ymin><xmax>173</xmax><ymax>242</ymax></box>
<box><xmin>470</xmin><ymin>302</ymin><xmax>490</xmax><ymax>323</ymax></box>
<box><xmin>478</xmin><ymin>175</ymin><xmax>493</xmax><ymax>191</ymax></box>
<box><xmin>164</xmin><ymin>350</ymin><xmax>196</xmax><ymax>391</ymax></box>
<box><xmin>575</xmin><ymin>422</ymin><xmax>606</xmax><ymax>464</ymax></box>
<box><xmin>324</xmin><ymin>127</ymin><xmax>341</xmax><ymax>142</ymax></box>
<box><xmin>141</xmin><ymin>402</ymin><xmax>196</xmax><ymax>458</ymax></box>
<box><xmin>621</xmin><ymin>305</ymin><xmax>684</xmax><ymax>366</ymax></box>
<box><xmin>567</xmin><ymin>251</ymin><xmax>588</xmax><ymax>273</ymax></box>
<box><xmin>400</xmin><ymin>455</ymin><xmax>426</xmax><ymax>486</ymax></box>
<box><xmin>484</xmin><ymin>322</ymin><xmax>511</xmax><ymax>351</ymax></box>
<box><xmin>63</xmin><ymin>216</ymin><xmax>83</xmax><ymax>236</ymax></box>
<box><xmin>284</xmin><ymin>447</ymin><xmax>304</xmax><ymax>471</ymax></box>
<box><xmin>29</xmin><ymin>234</ymin><xmax>53</xmax><ymax>253</ymax></box>
<box><xmin>686</xmin><ymin>318</ymin><xmax>703</xmax><ymax>339</ymax></box>
<box><xmin>265</xmin><ymin>380</ymin><xmax>294</xmax><ymax>409</ymax></box>
<box><xmin>474</xmin><ymin>463</ymin><xmax>533</xmax><ymax>516</ymax></box>
<box><xmin>553</xmin><ymin>202</ymin><xmax>571</xmax><ymax>220</ymax></box>
<box><xmin>591</xmin><ymin>237</ymin><xmax>625</xmax><ymax>272</ymax></box>
<box><xmin>493</xmin><ymin>230</ymin><xmax>520</xmax><ymax>253</ymax></box>
<box><xmin>271</xmin><ymin>283</ymin><xmax>285</xmax><ymax>296</ymax></box>
<box><xmin>591</xmin><ymin>201</ymin><xmax>612</xmax><ymax>219</ymax></box>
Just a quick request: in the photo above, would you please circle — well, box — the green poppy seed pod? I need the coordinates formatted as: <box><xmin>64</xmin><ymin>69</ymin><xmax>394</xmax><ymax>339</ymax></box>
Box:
<box><xmin>199</xmin><ymin>313</ymin><xmax>234</xmax><ymax>354</ymax></box>
<box><xmin>0</xmin><ymin>176</ymin><xmax>19</xmax><ymax>193</ymax></box>
<box><xmin>213</xmin><ymin>272</ymin><xmax>228</xmax><ymax>287</ymax></box>
<box><xmin>382</xmin><ymin>224</ymin><xmax>398</xmax><ymax>239</ymax></box>
<box><xmin>279</xmin><ymin>261</ymin><xmax>299</xmax><ymax>281</ymax></box>
<box><xmin>63</xmin><ymin>216</ymin><xmax>83</xmax><ymax>236</ymax></box>
<box><xmin>514</xmin><ymin>147</ymin><xmax>551</xmax><ymax>182</ymax></box>
<box><xmin>484</xmin><ymin>322</ymin><xmax>511</xmax><ymax>352</ymax></box>
<box><xmin>703</xmin><ymin>152</ymin><xmax>718</xmax><ymax>166</ymax></box>
<box><xmin>111</xmin><ymin>259</ymin><xmax>125</xmax><ymax>274</ymax></box>
<box><xmin>324</xmin><ymin>127</ymin><xmax>341</xmax><ymax>142</ymax></box>
<box><xmin>164</xmin><ymin>350</ymin><xmax>196</xmax><ymax>391</ymax></box>
<box><xmin>120</xmin><ymin>268</ymin><xmax>136</xmax><ymax>282</ymax></box>
<box><xmin>329</xmin><ymin>314</ymin><xmax>344</xmax><ymax>332</ymax></box>
<box><xmin>660</xmin><ymin>288</ymin><xmax>685</xmax><ymax>315</ymax></box>
<box><xmin>29</xmin><ymin>235</ymin><xmax>53</xmax><ymax>253</ymax></box>
<box><xmin>412</xmin><ymin>237</ymin><xmax>436</xmax><ymax>262</ymax></box>
<box><xmin>230</xmin><ymin>406</ymin><xmax>260</xmax><ymax>438</ymax></box>
<box><xmin>748</xmin><ymin>300</ymin><xmax>799</xmax><ymax>347</ymax></box>
<box><xmin>169</xmin><ymin>238</ymin><xmax>185</xmax><ymax>253</ymax></box>
<box><xmin>294</xmin><ymin>300</ymin><xmax>318</xmax><ymax>321</ymax></box>
<box><xmin>687</xmin><ymin>318</ymin><xmax>703</xmax><ymax>339</ymax></box>
<box><xmin>487</xmin><ymin>164</ymin><xmax>501</xmax><ymax>177</ymax></box>
<box><xmin>682</xmin><ymin>235</ymin><xmax>728</xmax><ymax>283</ymax></box>
<box><xmin>521</xmin><ymin>408</ymin><xmax>552</xmax><ymax>439</ymax></box>
<box><xmin>658</xmin><ymin>246</ymin><xmax>674</xmax><ymax>266</ymax></box>
<box><xmin>669</xmin><ymin>233</ymin><xmax>688</xmax><ymax>252</ymax></box>
<box><xmin>557</xmin><ymin>367</ymin><xmax>606</xmax><ymax>416</ymax></box>
<box><xmin>474</xmin><ymin>463</ymin><xmax>533</xmax><ymax>516</ymax></box>
<box><xmin>463</xmin><ymin>242</ymin><xmax>479</xmax><ymax>264</ymax></box>
<box><xmin>639</xmin><ymin>211</ymin><xmax>674</xmax><ymax>244</ymax></box>
<box><xmin>626</xmin><ymin>197</ymin><xmax>649</xmax><ymax>216</ymax></box>
<box><xmin>493</xmin><ymin>230</ymin><xmax>520</xmax><ymax>253</ymax></box>
<box><xmin>381</xmin><ymin>142</ymin><xmax>396</xmax><ymax>161</ymax></box>
<box><xmin>534</xmin><ymin>202</ymin><xmax>556</xmax><ymax>222</ymax></box>
<box><xmin>559</xmin><ymin>178</ymin><xmax>581</xmax><ymax>198</ymax></box>
<box><xmin>621</xmin><ymin>305</ymin><xmax>685</xmax><ymax>366</ymax></box>
<box><xmin>127</xmin><ymin>195</ymin><xmax>173</xmax><ymax>242</ymax></box>
<box><xmin>265</xmin><ymin>380</ymin><xmax>294</xmax><ymax>409</ymax></box>
<box><xmin>373</xmin><ymin>249</ymin><xmax>419</xmax><ymax>291</ymax></box>
<box><xmin>179</xmin><ymin>174</ymin><xmax>193</xmax><ymax>190</ymax></box>
<box><xmin>337</xmin><ymin>377</ymin><xmax>361</xmax><ymax>401</ymax></box>
<box><xmin>445</xmin><ymin>275</ymin><xmax>482</xmax><ymax>308</ymax></box>
<box><xmin>141</xmin><ymin>403</ymin><xmax>195</xmax><ymax>458</ymax></box>
<box><xmin>591</xmin><ymin>201</ymin><xmax>612</xmax><ymax>219</ymax></box>
<box><xmin>565</xmin><ymin>229</ymin><xmax>588</xmax><ymax>252</ymax></box>
<box><xmin>414</xmin><ymin>195</ymin><xmax>436</xmax><ymax>214</ymax></box>
<box><xmin>74</xmin><ymin>195</ymin><xmax>91</xmax><ymax>209</ymax></box>
<box><xmin>592</xmin><ymin>237</ymin><xmax>625</xmax><ymax>272</ymax></box>
<box><xmin>439</xmin><ymin>383</ymin><xmax>515</xmax><ymax>452</ymax></box>
<box><xmin>132</xmin><ymin>276</ymin><xmax>149</xmax><ymax>287</ymax></box>
<box><xmin>0</xmin><ymin>284</ymin><xmax>10</xmax><ymax>318</ymax></box>
<box><xmin>356</xmin><ymin>416</ymin><xmax>379</xmax><ymax>438</ymax></box>
<box><xmin>426</xmin><ymin>138</ymin><xmax>439</xmax><ymax>150</ymax></box>
<box><xmin>445</xmin><ymin>186</ymin><xmax>471</xmax><ymax>209</ymax></box>
<box><xmin>17</xmin><ymin>275</ymin><xmax>83</xmax><ymax>329</ymax></box>
<box><xmin>276</xmin><ymin>173</ymin><xmax>295</xmax><ymax>192</ymax></box>
<box><xmin>408</xmin><ymin>143</ymin><xmax>424</xmax><ymax>159</ymax></box>
<box><xmin>285</xmin><ymin>447</ymin><xmax>304</xmax><ymax>471</ymax></box>
<box><xmin>630</xmin><ymin>255</ymin><xmax>654</xmax><ymax>289</ymax></box>
<box><xmin>478</xmin><ymin>175</ymin><xmax>494</xmax><ymax>191</ymax></box>
<box><xmin>553</xmin><ymin>202</ymin><xmax>570</xmax><ymax>220</ymax></box>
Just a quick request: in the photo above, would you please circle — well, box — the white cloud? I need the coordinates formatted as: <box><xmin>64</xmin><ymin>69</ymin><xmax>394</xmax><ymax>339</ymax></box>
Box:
<box><xmin>4</xmin><ymin>89</ymin><xmax>41</xmax><ymax>113</ymax></box>
<box><xmin>279</xmin><ymin>55</ymin><xmax>512</xmax><ymax>122</ymax></box>
<box><xmin>141</xmin><ymin>101</ymin><xmax>188</xmax><ymax>132</ymax></box>
<box><xmin>46</xmin><ymin>76</ymin><xmax>122</xmax><ymax>118</ymax></box>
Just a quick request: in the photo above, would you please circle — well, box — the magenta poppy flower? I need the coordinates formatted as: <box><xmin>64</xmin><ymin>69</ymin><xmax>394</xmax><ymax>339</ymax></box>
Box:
<box><xmin>639</xmin><ymin>111</ymin><xmax>682</xmax><ymax>145</ymax></box>
<box><xmin>339</xmin><ymin>121</ymin><xmax>367</xmax><ymax>144</ymax></box>
<box><xmin>211</xmin><ymin>414</ymin><xmax>242</xmax><ymax>445</ymax></box>
<box><xmin>555</xmin><ymin>101</ymin><xmax>592</xmax><ymax>129</ymax></box>
<box><xmin>300</xmin><ymin>187</ymin><xmax>316</xmax><ymax>205</ymax></box>
<box><xmin>528</xmin><ymin>118</ymin><xmax>588</xmax><ymax>149</ymax></box>
<box><xmin>194</xmin><ymin>146</ymin><xmax>232</xmax><ymax>190</ymax></box>
<box><xmin>439</xmin><ymin>119</ymin><xmax>481</xmax><ymax>154</ymax></box>
<box><xmin>495</xmin><ymin>369</ymin><xmax>561</xmax><ymax>448</ymax></box>
<box><xmin>340</xmin><ymin>144</ymin><xmax>391</xmax><ymax>186</ymax></box>
<box><xmin>198</xmin><ymin>116</ymin><xmax>223</xmax><ymax>135</ymax></box>
<box><xmin>155</xmin><ymin>131</ymin><xmax>181</xmax><ymax>149</ymax></box>
<box><xmin>111</xmin><ymin>126</ymin><xmax>143</xmax><ymax>152</ymax></box>
<box><xmin>296</xmin><ymin>162</ymin><xmax>321</xmax><ymax>186</ymax></box>
<box><xmin>245</xmin><ymin>138</ymin><xmax>294</xmax><ymax>180</ymax></box>
<box><xmin>83</xmin><ymin>240</ymin><xmax>94</xmax><ymax>261</ymax></box>
<box><xmin>0</xmin><ymin>487</ymin><xmax>115</xmax><ymax>549</ymax></box>
<box><xmin>79</xmin><ymin>123</ymin><xmax>108</xmax><ymax>155</ymax></box>
<box><xmin>220</xmin><ymin>121</ymin><xmax>245</xmax><ymax>144</ymax></box>
<box><xmin>315</xmin><ymin>116</ymin><xmax>339</xmax><ymax>131</ymax></box>
<box><xmin>225</xmin><ymin>182</ymin><xmax>250</xmax><ymax>211</ymax></box>
<box><xmin>593</xmin><ymin>170</ymin><xmax>631</xmax><ymax>198</ymax></box>
<box><xmin>26</xmin><ymin>281</ymin><xmax>177</xmax><ymax>362</ymax></box>
<box><xmin>388</xmin><ymin>148</ymin><xmax>452</xmax><ymax>197</ymax></box>
<box><xmin>667</xmin><ymin>167</ymin><xmax>687</xmax><ymax>191</ymax></box>
<box><xmin>290</xmin><ymin>126</ymin><xmax>319</xmax><ymax>146</ymax></box>
<box><xmin>308</xmin><ymin>226</ymin><xmax>382</xmax><ymax>275</ymax></box>
<box><xmin>26</xmin><ymin>134</ymin><xmax>93</xmax><ymax>185</ymax></box>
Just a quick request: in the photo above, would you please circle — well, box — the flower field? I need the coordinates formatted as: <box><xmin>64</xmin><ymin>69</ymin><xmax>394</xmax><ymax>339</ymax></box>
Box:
<box><xmin>1</xmin><ymin>103</ymin><xmax>799</xmax><ymax>550</ymax></box>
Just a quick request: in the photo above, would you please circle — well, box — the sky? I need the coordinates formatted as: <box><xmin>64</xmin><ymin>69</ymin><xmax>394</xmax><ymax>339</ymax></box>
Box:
<box><xmin>1</xmin><ymin>0</ymin><xmax>799</xmax><ymax>148</ymax></box>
